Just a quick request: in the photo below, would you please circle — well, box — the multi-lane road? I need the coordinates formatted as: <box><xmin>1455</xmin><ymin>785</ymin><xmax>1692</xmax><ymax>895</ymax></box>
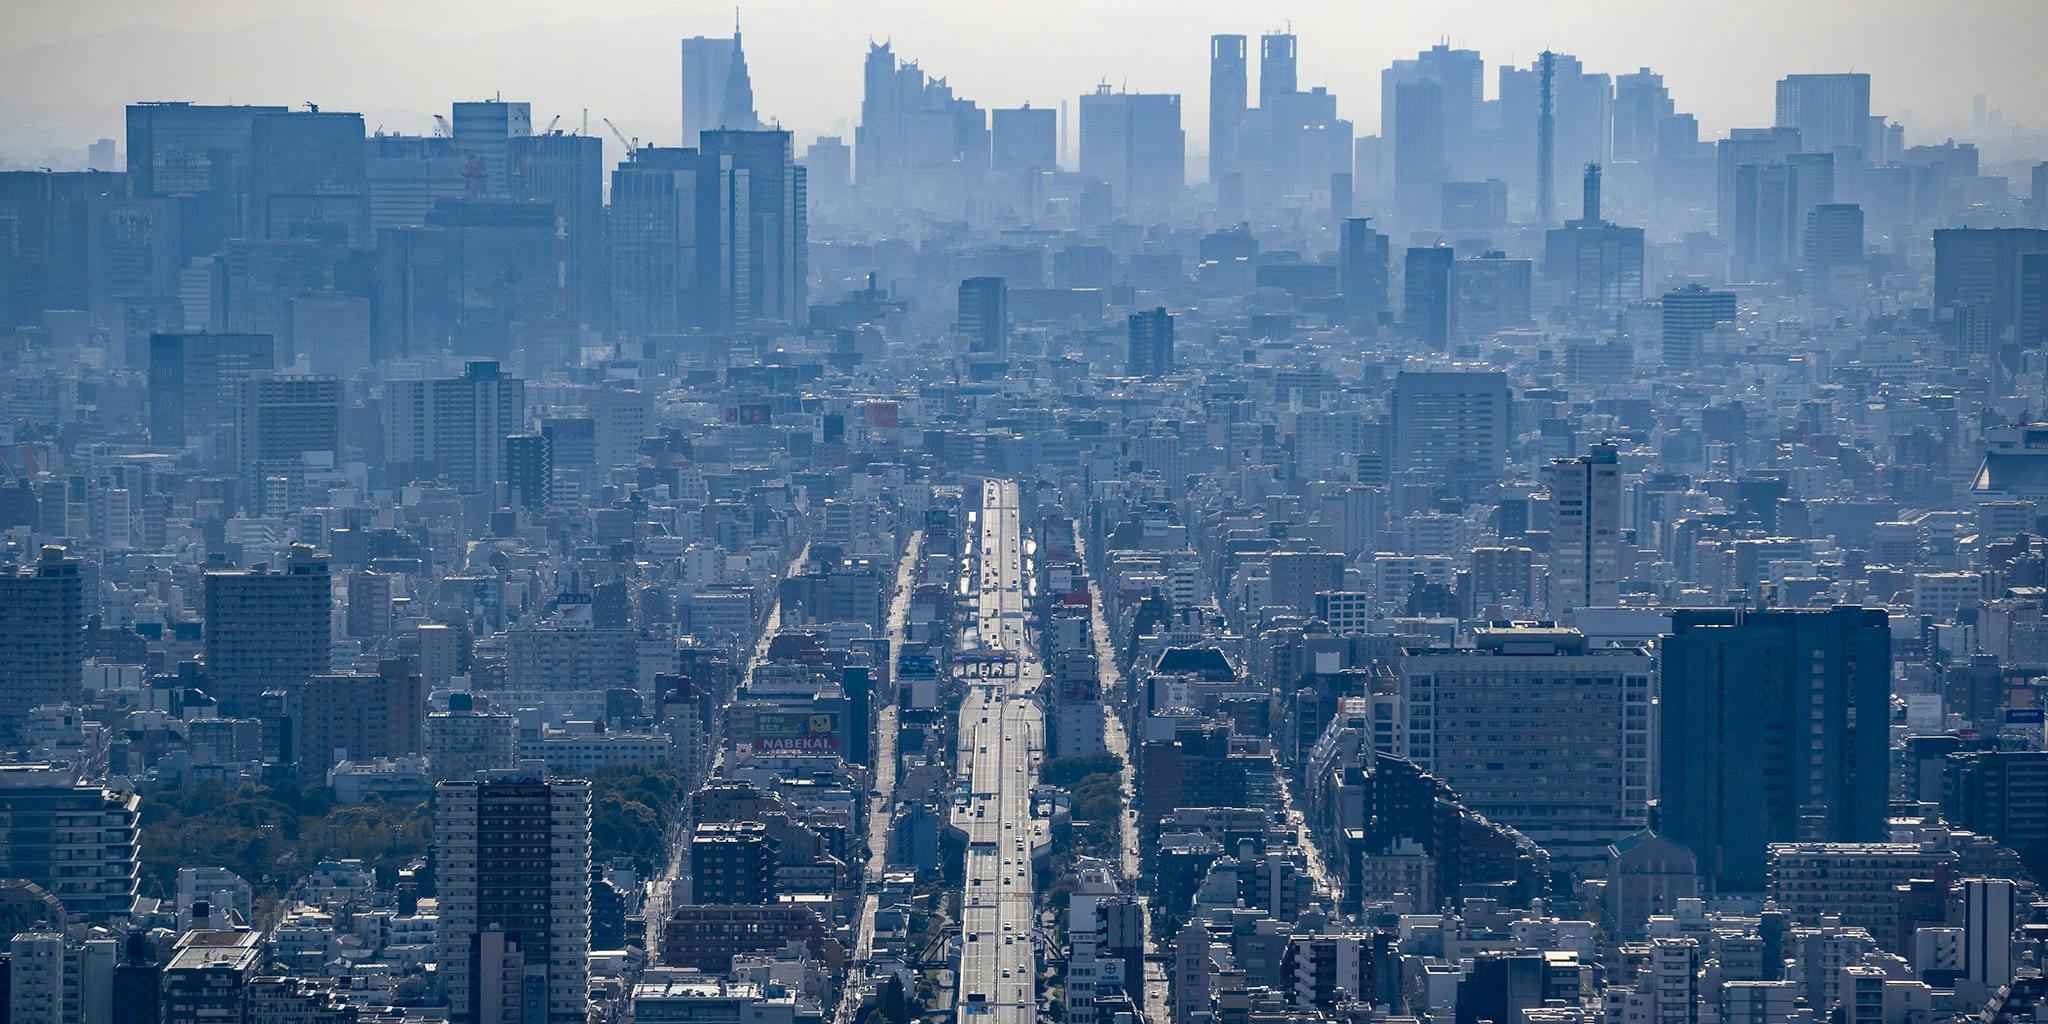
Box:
<box><xmin>955</xmin><ymin>480</ymin><xmax>1045</xmax><ymax>1024</ymax></box>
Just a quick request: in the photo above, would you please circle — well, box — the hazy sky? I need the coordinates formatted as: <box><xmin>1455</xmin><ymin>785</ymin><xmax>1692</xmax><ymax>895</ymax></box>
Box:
<box><xmin>3</xmin><ymin>0</ymin><xmax>2043</xmax><ymax>163</ymax></box>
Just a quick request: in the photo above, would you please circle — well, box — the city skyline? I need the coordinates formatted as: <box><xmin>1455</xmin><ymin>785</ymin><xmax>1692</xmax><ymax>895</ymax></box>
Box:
<box><xmin>4</xmin><ymin>0</ymin><xmax>2047</xmax><ymax>167</ymax></box>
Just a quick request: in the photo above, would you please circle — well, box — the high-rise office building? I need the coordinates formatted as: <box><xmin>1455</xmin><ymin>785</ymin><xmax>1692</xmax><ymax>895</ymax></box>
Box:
<box><xmin>423</xmin><ymin>197</ymin><xmax>564</xmax><ymax>349</ymax></box>
<box><xmin>1403</xmin><ymin>245</ymin><xmax>1455</xmax><ymax>348</ymax></box>
<box><xmin>249</xmin><ymin>109</ymin><xmax>368</xmax><ymax>246</ymax></box>
<box><xmin>450</xmin><ymin>100</ymin><xmax>532</xmax><ymax>197</ymax></box>
<box><xmin>1803</xmin><ymin>202</ymin><xmax>1865</xmax><ymax>276</ymax></box>
<box><xmin>1401</xmin><ymin>626</ymin><xmax>1652</xmax><ymax>863</ymax></box>
<box><xmin>1543</xmin><ymin>163</ymin><xmax>1645</xmax><ymax>311</ymax></box>
<box><xmin>1730</xmin><ymin>161</ymin><xmax>1800</xmax><ymax>282</ymax></box>
<box><xmin>235</xmin><ymin>374</ymin><xmax>339</xmax><ymax>516</ymax></box>
<box><xmin>0</xmin><ymin>546</ymin><xmax>83</xmax><ymax>720</ymax></box>
<box><xmin>1546</xmin><ymin>443</ymin><xmax>1622</xmax><ymax>612</ymax></box>
<box><xmin>1258</xmin><ymin>32</ymin><xmax>1298</xmax><ymax>109</ymax></box>
<box><xmin>1934</xmin><ymin>228</ymin><xmax>2048</xmax><ymax>351</ymax></box>
<box><xmin>148</xmin><ymin>332</ymin><xmax>276</xmax><ymax>447</ymax></box>
<box><xmin>202</xmin><ymin>543</ymin><xmax>332</xmax><ymax>714</ymax></box>
<box><xmin>681</xmin><ymin>25</ymin><xmax>760</xmax><ymax>148</ymax></box>
<box><xmin>700</xmin><ymin>129</ymin><xmax>806</xmax><ymax>325</ymax></box>
<box><xmin>435</xmin><ymin>765</ymin><xmax>591</xmax><ymax>1024</ymax></box>
<box><xmin>1390</xmin><ymin>370</ymin><xmax>1511</xmax><ymax>491</ymax></box>
<box><xmin>125</xmin><ymin>102</ymin><xmax>289</xmax><ymax>260</ymax></box>
<box><xmin>1391</xmin><ymin>80</ymin><xmax>1446</xmax><ymax>226</ymax></box>
<box><xmin>608</xmin><ymin>147</ymin><xmax>748</xmax><ymax>337</ymax></box>
<box><xmin>365</xmin><ymin>133</ymin><xmax>467</xmax><ymax>231</ymax></box>
<box><xmin>957</xmin><ymin>276</ymin><xmax>1008</xmax><ymax>356</ymax></box>
<box><xmin>510</xmin><ymin>132</ymin><xmax>606</xmax><ymax>332</ymax></box>
<box><xmin>1775</xmin><ymin>73</ymin><xmax>1872</xmax><ymax>157</ymax></box>
<box><xmin>1382</xmin><ymin>44</ymin><xmax>1483</xmax><ymax>187</ymax></box>
<box><xmin>1127</xmin><ymin>307</ymin><xmax>1174</xmax><ymax>378</ymax></box>
<box><xmin>0</xmin><ymin>765</ymin><xmax>140</xmax><ymax>921</ymax></box>
<box><xmin>853</xmin><ymin>42</ymin><xmax>991</xmax><ymax>199</ymax></box>
<box><xmin>1614</xmin><ymin>68</ymin><xmax>1675</xmax><ymax>163</ymax></box>
<box><xmin>1659</xmin><ymin>606</ymin><xmax>1891</xmax><ymax>893</ymax></box>
<box><xmin>1209</xmin><ymin>35</ymin><xmax>1247</xmax><ymax>186</ymax></box>
<box><xmin>383</xmin><ymin>361</ymin><xmax>527</xmax><ymax>494</ymax></box>
<box><xmin>1716</xmin><ymin>126</ymin><xmax>1801</xmax><ymax>241</ymax></box>
<box><xmin>1338</xmin><ymin>218</ymin><xmax>1389</xmax><ymax>326</ymax></box>
<box><xmin>1078</xmin><ymin>86</ymin><xmax>1185</xmax><ymax>209</ymax></box>
<box><xmin>1661</xmin><ymin>283</ymin><xmax>1738</xmax><ymax>368</ymax></box>
<box><xmin>991</xmin><ymin>106</ymin><xmax>1058</xmax><ymax>175</ymax></box>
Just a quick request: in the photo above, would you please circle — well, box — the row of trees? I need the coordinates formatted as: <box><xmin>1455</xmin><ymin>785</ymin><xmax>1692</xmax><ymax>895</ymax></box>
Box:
<box><xmin>139</xmin><ymin>765</ymin><xmax>689</xmax><ymax>901</ymax></box>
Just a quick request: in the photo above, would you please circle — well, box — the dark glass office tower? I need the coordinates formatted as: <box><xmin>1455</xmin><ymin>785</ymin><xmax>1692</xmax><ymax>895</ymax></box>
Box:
<box><xmin>701</xmin><ymin>129</ymin><xmax>807</xmax><ymax>325</ymax></box>
<box><xmin>1659</xmin><ymin>606</ymin><xmax>1891</xmax><ymax>893</ymax></box>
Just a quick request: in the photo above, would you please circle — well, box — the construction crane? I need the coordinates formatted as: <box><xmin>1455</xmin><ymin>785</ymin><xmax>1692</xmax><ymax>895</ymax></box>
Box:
<box><xmin>602</xmin><ymin>117</ymin><xmax>639</xmax><ymax>159</ymax></box>
<box><xmin>432</xmin><ymin>114</ymin><xmax>453</xmax><ymax>138</ymax></box>
<box><xmin>543</xmin><ymin>114</ymin><xmax>561</xmax><ymax>134</ymax></box>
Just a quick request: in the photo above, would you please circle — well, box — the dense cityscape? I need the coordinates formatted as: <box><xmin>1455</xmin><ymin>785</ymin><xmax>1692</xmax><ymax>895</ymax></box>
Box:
<box><xmin>2</xmin><ymin>8</ymin><xmax>2048</xmax><ymax>1024</ymax></box>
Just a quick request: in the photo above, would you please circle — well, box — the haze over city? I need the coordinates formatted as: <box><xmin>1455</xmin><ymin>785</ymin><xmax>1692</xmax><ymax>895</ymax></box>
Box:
<box><xmin>4</xmin><ymin>3</ymin><xmax>2048</xmax><ymax>1024</ymax></box>
<box><xmin>4</xmin><ymin>0</ymin><xmax>2047</xmax><ymax>167</ymax></box>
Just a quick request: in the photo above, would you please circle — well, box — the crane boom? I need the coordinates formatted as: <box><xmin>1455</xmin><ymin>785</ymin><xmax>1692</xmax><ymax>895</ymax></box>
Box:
<box><xmin>602</xmin><ymin>118</ymin><xmax>638</xmax><ymax>159</ymax></box>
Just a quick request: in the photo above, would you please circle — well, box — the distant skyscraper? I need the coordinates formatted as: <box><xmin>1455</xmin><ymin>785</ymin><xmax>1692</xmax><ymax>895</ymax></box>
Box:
<box><xmin>125</xmin><ymin>102</ymin><xmax>289</xmax><ymax>260</ymax></box>
<box><xmin>504</xmin><ymin>433</ymin><xmax>553</xmax><ymax>512</ymax></box>
<box><xmin>249</xmin><ymin>109</ymin><xmax>368</xmax><ymax>246</ymax></box>
<box><xmin>1661</xmin><ymin>283</ymin><xmax>1738</xmax><ymax>369</ymax></box>
<box><xmin>1934</xmin><ymin>228</ymin><xmax>2048</xmax><ymax>352</ymax></box>
<box><xmin>1258</xmin><ymin>32</ymin><xmax>1298</xmax><ymax>109</ymax></box>
<box><xmin>1660</xmin><ymin>606</ymin><xmax>1892</xmax><ymax>893</ymax></box>
<box><xmin>701</xmin><ymin>129</ymin><xmax>807</xmax><ymax>324</ymax></box>
<box><xmin>148</xmin><ymin>332</ymin><xmax>276</xmax><ymax>447</ymax></box>
<box><xmin>991</xmin><ymin>106</ymin><xmax>1058</xmax><ymax>174</ymax></box>
<box><xmin>1716</xmin><ymin>126</ymin><xmax>1802</xmax><ymax>241</ymax></box>
<box><xmin>1400</xmin><ymin>626</ymin><xmax>1651</xmax><ymax>862</ymax></box>
<box><xmin>607</xmin><ymin>146</ymin><xmax>747</xmax><ymax>337</ymax></box>
<box><xmin>1390</xmin><ymin>370</ymin><xmax>1510</xmax><ymax>491</ymax></box>
<box><xmin>681</xmin><ymin>25</ymin><xmax>760</xmax><ymax>148</ymax></box>
<box><xmin>1392</xmin><ymin>80</ymin><xmax>1446</xmax><ymax>225</ymax></box>
<box><xmin>1802</xmin><ymin>202</ymin><xmax>1865</xmax><ymax>276</ymax></box>
<box><xmin>1127</xmin><ymin>307</ymin><xmax>1174</xmax><ymax>378</ymax></box>
<box><xmin>1338</xmin><ymin>218</ymin><xmax>1389</xmax><ymax>326</ymax></box>
<box><xmin>1775</xmin><ymin>73</ymin><xmax>1872</xmax><ymax>157</ymax></box>
<box><xmin>510</xmin><ymin>132</ymin><xmax>606</xmax><ymax>331</ymax></box>
<box><xmin>383</xmin><ymin>360</ymin><xmax>527</xmax><ymax>494</ymax></box>
<box><xmin>801</xmin><ymin>135</ymin><xmax>852</xmax><ymax>209</ymax></box>
<box><xmin>1500</xmin><ymin>53</ymin><xmax>1612</xmax><ymax>224</ymax></box>
<box><xmin>450</xmin><ymin>100</ymin><xmax>532</xmax><ymax>197</ymax></box>
<box><xmin>1209</xmin><ymin>35</ymin><xmax>1247</xmax><ymax>186</ymax></box>
<box><xmin>0</xmin><ymin>546</ymin><xmax>83</xmax><ymax>720</ymax></box>
<box><xmin>436</xmin><ymin>766</ymin><xmax>591</xmax><ymax>1024</ymax></box>
<box><xmin>1402</xmin><ymin>245</ymin><xmax>1455</xmax><ymax>349</ymax></box>
<box><xmin>1543</xmin><ymin>163</ymin><xmax>1645</xmax><ymax>310</ymax></box>
<box><xmin>1730</xmin><ymin>161</ymin><xmax>1800</xmax><ymax>282</ymax></box>
<box><xmin>1546</xmin><ymin>444</ymin><xmax>1622</xmax><ymax>612</ymax></box>
<box><xmin>854</xmin><ymin>42</ymin><xmax>992</xmax><ymax>198</ymax></box>
<box><xmin>234</xmin><ymin>374</ymin><xmax>339</xmax><ymax>516</ymax></box>
<box><xmin>1078</xmin><ymin>85</ymin><xmax>1185</xmax><ymax>209</ymax></box>
<box><xmin>1614</xmin><ymin>68</ymin><xmax>1674</xmax><ymax>163</ymax></box>
<box><xmin>957</xmin><ymin>277</ymin><xmax>1008</xmax><ymax>356</ymax></box>
<box><xmin>1382</xmin><ymin>44</ymin><xmax>1483</xmax><ymax>188</ymax></box>
<box><xmin>202</xmin><ymin>543</ymin><xmax>332</xmax><ymax>715</ymax></box>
